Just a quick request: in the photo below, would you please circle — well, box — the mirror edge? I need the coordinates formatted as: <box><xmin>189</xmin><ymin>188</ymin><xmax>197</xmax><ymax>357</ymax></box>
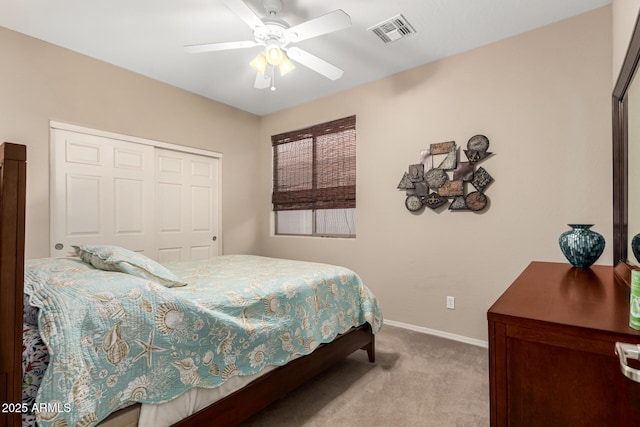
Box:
<box><xmin>613</xmin><ymin>11</ymin><xmax>640</xmax><ymax>286</ymax></box>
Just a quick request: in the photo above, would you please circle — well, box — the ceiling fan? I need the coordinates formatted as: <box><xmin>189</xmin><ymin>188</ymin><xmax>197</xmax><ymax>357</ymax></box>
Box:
<box><xmin>184</xmin><ymin>0</ymin><xmax>351</xmax><ymax>90</ymax></box>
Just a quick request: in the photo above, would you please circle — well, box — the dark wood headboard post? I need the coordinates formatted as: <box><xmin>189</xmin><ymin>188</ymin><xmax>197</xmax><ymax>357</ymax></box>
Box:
<box><xmin>0</xmin><ymin>143</ymin><xmax>26</xmax><ymax>427</ymax></box>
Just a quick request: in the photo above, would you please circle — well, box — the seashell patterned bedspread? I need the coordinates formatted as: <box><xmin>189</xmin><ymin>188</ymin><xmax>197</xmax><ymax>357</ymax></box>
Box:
<box><xmin>25</xmin><ymin>255</ymin><xmax>383</xmax><ymax>427</ymax></box>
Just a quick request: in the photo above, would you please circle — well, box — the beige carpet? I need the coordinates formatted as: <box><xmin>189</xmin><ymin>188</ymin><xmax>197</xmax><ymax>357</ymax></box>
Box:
<box><xmin>239</xmin><ymin>325</ymin><xmax>490</xmax><ymax>427</ymax></box>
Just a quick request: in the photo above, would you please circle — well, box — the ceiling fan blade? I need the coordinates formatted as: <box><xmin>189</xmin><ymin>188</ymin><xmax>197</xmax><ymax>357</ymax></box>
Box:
<box><xmin>286</xmin><ymin>47</ymin><xmax>344</xmax><ymax>80</ymax></box>
<box><xmin>284</xmin><ymin>10</ymin><xmax>351</xmax><ymax>43</ymax></box>
<box><xmin>223</xmin><ymin>0</ymin><xmax>267</xmax><ymax>31</ymax></box>
<box><xmin>184</xmin><ymin>40</ymin><xmax>258</xmax><ymax>53</ymax></box>
<box><xmin>254</xmin><ymin>71</ymin><xmax>271</xmax><ymax>89</ymax></box>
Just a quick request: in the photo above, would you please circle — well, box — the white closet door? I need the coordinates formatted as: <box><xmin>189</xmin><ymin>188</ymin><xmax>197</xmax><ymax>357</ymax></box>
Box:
<box><xmin>155</xmin><ymin>148</ymin><xmax>220</xmax><ymax>262</ymax></box>
<box><xmin>50</xmin><ymin>129</ymin><xmax>155</xmax><ymax>257</ymax></box>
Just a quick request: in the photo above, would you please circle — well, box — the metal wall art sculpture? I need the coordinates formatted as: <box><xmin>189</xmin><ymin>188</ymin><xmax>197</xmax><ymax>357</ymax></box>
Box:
<box><xmin>398</xmin><ymin>135</ymin><xmax>494</xmax><ymax>212</ymax></box>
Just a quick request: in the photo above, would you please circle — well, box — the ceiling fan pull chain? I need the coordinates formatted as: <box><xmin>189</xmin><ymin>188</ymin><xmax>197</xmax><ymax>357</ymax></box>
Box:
<box><xmin>270</xmin><ymin>65</ymin><xmax>276</xmax><ymax>91</ymax></box>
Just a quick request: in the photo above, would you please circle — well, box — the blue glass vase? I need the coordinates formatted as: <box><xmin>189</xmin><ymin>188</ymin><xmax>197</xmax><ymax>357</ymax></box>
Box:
<box><xmin>558</xmin><ymin>224</ymin><xmax>605</xmax><ymax>268</ymax></box>
<box><xmin>632</xmin><ymin>234</ymin><xmax>640</xmax><ymax>264</ymax></box>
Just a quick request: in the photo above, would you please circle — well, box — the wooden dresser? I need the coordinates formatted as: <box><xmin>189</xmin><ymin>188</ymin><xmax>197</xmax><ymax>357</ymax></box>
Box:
<box><xmin>488</xmin><ymin>261</ymin><xmax>640</xmax><ymax>426</ymax></box>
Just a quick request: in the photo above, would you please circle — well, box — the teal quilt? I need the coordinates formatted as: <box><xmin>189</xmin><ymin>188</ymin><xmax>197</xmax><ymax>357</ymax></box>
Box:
<box><xmin>25</xmin><ymin>255</ymin><xmax>383</xmax><ymax>427</ymax></box>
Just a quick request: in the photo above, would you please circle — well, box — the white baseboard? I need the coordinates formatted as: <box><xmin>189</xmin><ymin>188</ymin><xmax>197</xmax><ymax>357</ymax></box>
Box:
<box><xmin>383</xmin><ymin>319</ymin><xmax>488</xmax><ymax>348</ymax></box>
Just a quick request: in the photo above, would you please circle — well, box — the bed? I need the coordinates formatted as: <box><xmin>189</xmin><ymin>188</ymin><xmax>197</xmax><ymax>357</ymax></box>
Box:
<box><xmin>0</xmin><ymin>142</ymin><xmax>382</xmax><ymax>427</ymax></box>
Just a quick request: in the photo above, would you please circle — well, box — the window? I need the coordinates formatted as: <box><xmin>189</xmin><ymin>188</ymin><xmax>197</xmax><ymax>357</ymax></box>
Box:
<box><xmin>272</xmin><ymin>116</ymin><xmax>356</xmax><ymax>237</ymax></box>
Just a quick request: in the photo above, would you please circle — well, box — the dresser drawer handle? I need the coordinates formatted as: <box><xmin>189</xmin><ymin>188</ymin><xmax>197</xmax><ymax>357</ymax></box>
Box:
<box><xmin>615</xmin><ymin>342</ymin><xmax>640</xmax><ymax>383</ymax></box>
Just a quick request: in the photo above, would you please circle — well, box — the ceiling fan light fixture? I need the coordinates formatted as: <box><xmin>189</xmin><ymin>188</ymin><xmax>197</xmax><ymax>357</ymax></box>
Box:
<box><xmin>250</xmin><ymin>53</ymin><xmax>268</xmax><ymax>74</ymax></box>
<box><xmin>265</xmin><ymin>42</ymin><xmax>285</xmax><ymax>66</ymax></box>
<box><xmin>279</xmin><ymin>56</ymin><xmax>295</xmax><ymax>76</ymax></box>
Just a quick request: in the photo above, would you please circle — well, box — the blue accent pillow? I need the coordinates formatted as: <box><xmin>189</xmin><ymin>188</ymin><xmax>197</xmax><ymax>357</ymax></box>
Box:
<box><xmin>23</xmin><ymin>293</ymin><xmax>39</xmax><ymax>326</ymax></box>
<box><xmin>73</xmin><ymin>245</ymin><xmax>187</xmax><ymax>288</ymax></box>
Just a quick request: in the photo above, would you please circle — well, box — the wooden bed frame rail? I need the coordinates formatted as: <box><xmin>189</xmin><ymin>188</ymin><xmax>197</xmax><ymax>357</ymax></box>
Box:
<box><xmin>0</xmin><ymin>142</ymin><xmax>26</xmax><ymax>427</ymax></box>
<box><xmin>175</xmin><ymin>323</ymin><xmax>374</xmax><ymax>427</ymax></box>
<box><xmin>0</xmin><ymin>141</ymin><xmax>376</xmax><ymax>427</ymax></box>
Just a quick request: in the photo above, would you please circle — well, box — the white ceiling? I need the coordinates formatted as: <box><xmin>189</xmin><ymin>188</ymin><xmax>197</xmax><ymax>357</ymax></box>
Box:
<box><xmin>1</xmin><ymin>0</ymin><xmax>611</xmax><ymax>116</ymax></box>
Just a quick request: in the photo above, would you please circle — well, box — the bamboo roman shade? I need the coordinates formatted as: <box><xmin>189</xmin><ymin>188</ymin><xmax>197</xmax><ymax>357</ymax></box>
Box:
<box><xmin>272</xmin><ymin>116</ymin><xmax>356</xmax><ymax>211</ymax></box>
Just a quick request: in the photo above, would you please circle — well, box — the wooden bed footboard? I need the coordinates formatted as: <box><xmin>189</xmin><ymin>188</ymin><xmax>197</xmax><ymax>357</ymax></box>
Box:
<box><xmin>0</xmin><ymin>143</ymin><xmax>27</xmax><ymax>427</ymax></box>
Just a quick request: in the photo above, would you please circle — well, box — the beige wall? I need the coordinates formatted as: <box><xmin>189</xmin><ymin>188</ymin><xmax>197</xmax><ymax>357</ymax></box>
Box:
<box><xmin>0</xmin><ymin>26</ymin><xmax>262</xmax><ymax>259</ymax></box>
<box><xmin>258</xmin><ymin>7</ymin><xmax>613</xmax><ymax>341</ymax></box>
<box><xmin>613</xmin><ymin>0</ymin><xmax>640</xmax><ymax>83</ymax></box>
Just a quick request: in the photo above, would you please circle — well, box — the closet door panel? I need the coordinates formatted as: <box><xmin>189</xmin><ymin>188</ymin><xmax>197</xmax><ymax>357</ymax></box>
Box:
<box><xmin>190</xmin><ymin>245</ymin><xmax>212</xmax><ymax>260</ymax></box>
<box><xmin>157</xmin><ymin>247</ymin><xmax>182</xmax><ymax>264</ymax></box>
<box><xmin>51</xmin><ymin>130</ymin><xmax>155</xmax><ymax>257</ymax></box>
<box><xmin>156</xmin><ymin>148</ymin><xmax>219</xmax><ymax>261</ymax></box>
<box><xmin>65</xmin><ymin>174</ymin><xmax>101</xmax><ymax>236</ymax></box>
<box><xmin>191</xmin><ymin>186</ymin><xmax>211</xmax><ymax>231</ymax></box>
<box><xmin>158</xmin><ymin>183</ymin><xmax>183</xmax><ymax>232</ymax></box>
<box><xmin>114</xmin><ymin>178</ymin><xmax>145</xmax><ymax>234</ymax></box>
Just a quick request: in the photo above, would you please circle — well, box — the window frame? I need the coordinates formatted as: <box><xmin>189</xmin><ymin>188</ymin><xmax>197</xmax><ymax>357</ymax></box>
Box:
<box><xmin>275</xmin><ymin>208</ymin><xmax>356</xmax><ymax>238</ymax></box>
<box><xmin>272</xmin><ymin>116</ymin><xmax>356</xmax><ymax>238</ymax></box>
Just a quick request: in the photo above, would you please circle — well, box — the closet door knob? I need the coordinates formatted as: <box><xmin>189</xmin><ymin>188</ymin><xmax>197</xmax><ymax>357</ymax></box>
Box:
<box><xmin>212</xmin><ymin>236</ymin><xmax>217</xmax><ymax>241</ymax></box>
<box><xmin>615</xmin><ymin>342</ymin><xmax>640</xmax><ymax>383</ymax></box>
<box><xmin>55</xmin><ymin>243</ymin><xmax>64</xmax><ymax>250</ymax></box>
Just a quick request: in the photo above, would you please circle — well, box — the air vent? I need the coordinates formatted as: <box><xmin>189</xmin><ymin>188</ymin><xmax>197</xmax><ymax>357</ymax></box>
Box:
<box><xmin>368</xmin><ymin>14</ymin><xmax>416</xmax><ymax>44</ymax></box>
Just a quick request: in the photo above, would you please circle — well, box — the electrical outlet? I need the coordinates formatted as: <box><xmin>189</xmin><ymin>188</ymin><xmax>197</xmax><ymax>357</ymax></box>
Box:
<box><xmin>446</xmin><ymin>296</ymin><xmax>455</xmax><ymax>310</ymax></box>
